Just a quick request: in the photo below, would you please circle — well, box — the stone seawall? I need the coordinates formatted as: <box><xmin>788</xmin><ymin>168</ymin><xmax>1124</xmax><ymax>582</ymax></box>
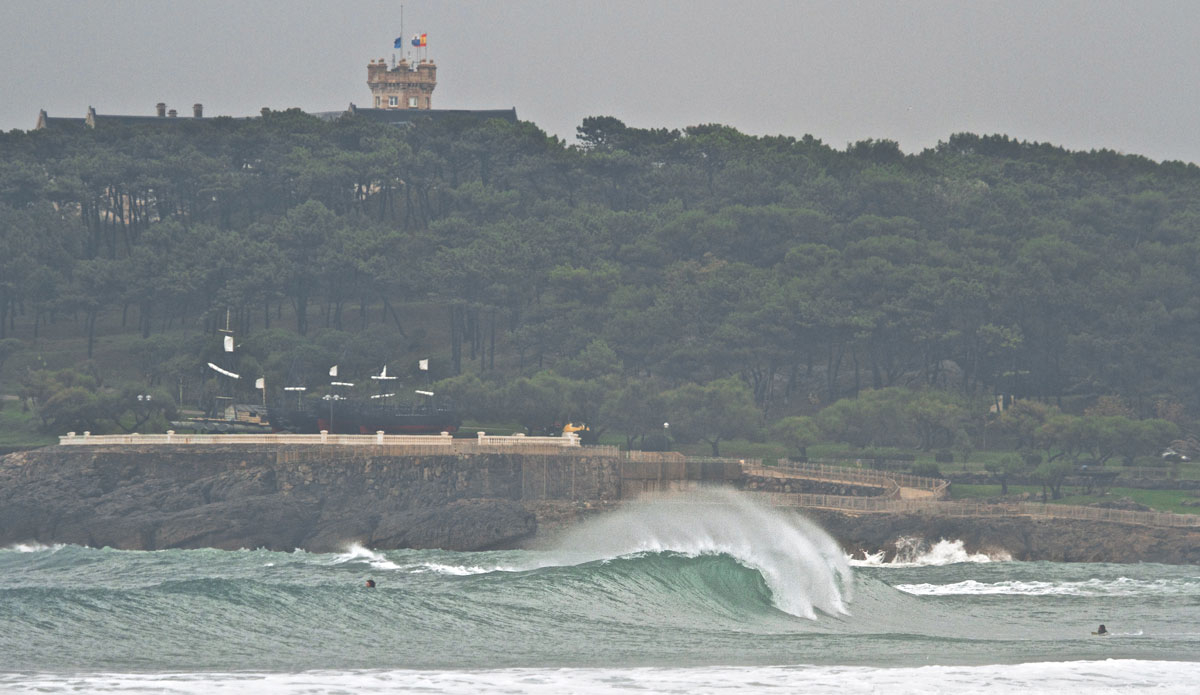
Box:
<box><xmin>0</xmin><ymin>445</ymin><xmax>621</xmax><ymax>552</ymax></box>
<box><xmin>4</xmin><ymin>445</ymin><xmax>1198</xmax><ymax>563</ymax></box>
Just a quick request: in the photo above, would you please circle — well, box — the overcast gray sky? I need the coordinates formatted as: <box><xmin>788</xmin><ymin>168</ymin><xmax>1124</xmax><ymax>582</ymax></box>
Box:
<box><xmin>3</xmin><ymin>0</ymin><xmax>1198</xmax><ymax>163</ymax></box>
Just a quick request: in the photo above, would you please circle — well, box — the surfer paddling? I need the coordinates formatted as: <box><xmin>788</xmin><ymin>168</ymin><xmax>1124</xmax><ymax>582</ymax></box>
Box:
<box><xmin>365</xmin><ymin>579</ymin><xmax>376</xmax><ymax>588</ymax></box>
<box><xmin>1093</xmin><ymin>624</ymin><xmax>1107</xmax><ymax>635</ymax></box>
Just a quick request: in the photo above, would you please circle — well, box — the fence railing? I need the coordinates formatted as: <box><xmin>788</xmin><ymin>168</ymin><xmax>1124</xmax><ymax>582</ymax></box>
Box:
<box><xmin>625</xmin><ymin>451</ymin><xmax>687</xmax><ymax>463</ymax></box>
<box><xmin>753</xmin><ymin>460</ymin><xmax>950</xmax><ymax>497</ymax></box>
<box><xmin>686</xmin><ymin>456</ymin><xmax>764</xmax><ymax>468</ymax></box>
<box><xmin>747</xmin><ymin>492</ymin><xmax>1200</xmax><ymax>528</ymax></box>
<box><xmin>59</xmin><ymin>430</ymin><xmax>584</xmax><ymax>450</ymax></box>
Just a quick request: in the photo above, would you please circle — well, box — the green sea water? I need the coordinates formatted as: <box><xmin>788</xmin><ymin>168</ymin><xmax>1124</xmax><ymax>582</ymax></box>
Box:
<box><xmin>1</xmin><ymin>491</ymin><xmax>1197</xmax><ymax>693</ymax></box>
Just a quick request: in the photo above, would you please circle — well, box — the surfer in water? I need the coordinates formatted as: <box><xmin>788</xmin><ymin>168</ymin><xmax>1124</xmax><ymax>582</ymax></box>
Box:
<box><xmin>365</xmin><ymin>579</ymin><xmax>376</xmax><ymax>588</ymax></box>
<box><xmin>1094</xmin><ymin>624</ymin><xmax>1107</xmax><ymax>635</ymax></box>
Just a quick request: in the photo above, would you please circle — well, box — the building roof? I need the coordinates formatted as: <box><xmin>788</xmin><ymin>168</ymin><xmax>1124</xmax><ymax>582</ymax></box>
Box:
<box><xmin>329</xmin><ymin>104</ymin><xmax>519</xmax><ymax>126</ymax></box>
<box><xmin>35</xmin><ymin>110</ymin><xmax>86</xmax><ymax>130</ymax></box>
<box><xmin>36</xmin><ymin>105</ymin><xmax>518</xmax><ymax>131</ymax></box>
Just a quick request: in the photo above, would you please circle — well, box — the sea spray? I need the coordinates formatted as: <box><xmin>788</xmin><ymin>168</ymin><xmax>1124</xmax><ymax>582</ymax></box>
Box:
<box><xmin>850</xmin><ymin>538</ymin><xmax>1010</xmax><ymax>567</ymax></box>
<box><xmin>329</xmin><ymin>543</ymin><xmax>402</xmax><ymax>570</ymax></box>
<box><xmin>542</xmin><ymin>488</ymin><xmax>852</xmax><ymax>618</ymax></box>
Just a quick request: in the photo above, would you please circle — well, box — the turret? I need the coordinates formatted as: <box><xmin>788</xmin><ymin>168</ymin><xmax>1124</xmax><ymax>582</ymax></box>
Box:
<box><xmin>367</xmin><ymin>55</ymin><xmax>437</xmax><ymax>110</ymax></box>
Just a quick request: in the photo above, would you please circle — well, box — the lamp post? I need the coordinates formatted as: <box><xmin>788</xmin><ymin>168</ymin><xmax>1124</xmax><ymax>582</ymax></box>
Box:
<box><xmin>329</xmin><ymin>381</ymin><xmax>355</xmax><ymax>433</ymax></box>
<box><xmin>133</xmin><ymin>394</ymin><xmax>153</xmax><ymax>432</ymax></box>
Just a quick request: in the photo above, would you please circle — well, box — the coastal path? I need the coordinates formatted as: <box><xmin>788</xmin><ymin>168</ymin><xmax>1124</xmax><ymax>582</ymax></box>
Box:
<box><xmin>738</xmin><ymin>460</ymin><xmax>1199</xmax><ymax>529</ymax></box>
<box><xmin>741</xmin><ymin>460</ymin><xmax>950</xmax><ymax>501</ymax></box>
<box><xmin>749</xmin><ymin>491</ymin><xmax>1200</xmax><ymax>529</ymax></box>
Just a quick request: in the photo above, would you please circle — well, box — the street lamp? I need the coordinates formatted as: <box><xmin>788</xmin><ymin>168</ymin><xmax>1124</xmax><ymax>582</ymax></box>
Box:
<box><xmin>328</xmin><ymin>381</ymin><xmax>355</xmax><ymax>433</ymax></box>
<box><xmin>132</xmin><ymin>394</ymin><xmax>154</xmax><ymax>432</ymax></box>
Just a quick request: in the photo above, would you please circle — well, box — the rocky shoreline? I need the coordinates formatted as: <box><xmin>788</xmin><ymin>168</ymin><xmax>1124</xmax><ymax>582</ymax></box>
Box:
<box><xmin>2</xmin><ymin>446</ymin><xmax>1198</xmax><ymax>564</ymax></box>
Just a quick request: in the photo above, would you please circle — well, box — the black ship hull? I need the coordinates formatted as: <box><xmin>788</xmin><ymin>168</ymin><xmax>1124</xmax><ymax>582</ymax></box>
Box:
<box><xmin>268</xmin><ymin>400</ymin><xmax>461</xmax><ymax>435</ymax></box>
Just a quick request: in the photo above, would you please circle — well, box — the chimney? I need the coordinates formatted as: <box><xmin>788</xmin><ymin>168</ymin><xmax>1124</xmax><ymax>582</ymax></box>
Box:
<box><xmin>156</xmin><ymin>102</ymin><xmax>166</xmax><ymax>117</ymax></box>
<box><xmin>168</xmin><ymin>109</ymin><xmax>178</xmax><ymax>118</ymax></box>
<box><xmin>261</xmin><ymin>107</ymin><xmax>270</xmax><ymax>117</ymax></box>
<box><xmin>193</xmin><ymin>103</ymin><xmax>203</xmax><ymax>118</ymax></box>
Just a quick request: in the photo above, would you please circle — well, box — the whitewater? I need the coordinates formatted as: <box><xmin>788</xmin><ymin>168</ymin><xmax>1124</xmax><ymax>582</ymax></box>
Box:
<box><xmin>1</xmin><ymin>490</ymin><xmax>1197</xmax><ymax>694</ymax></box>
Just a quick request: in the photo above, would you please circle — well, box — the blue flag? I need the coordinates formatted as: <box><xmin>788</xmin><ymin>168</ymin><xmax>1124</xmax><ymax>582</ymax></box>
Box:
<box><xmin>393</xmin><ymin>36</ymin><xmax>404</xmax><ymax>49</ymax></box>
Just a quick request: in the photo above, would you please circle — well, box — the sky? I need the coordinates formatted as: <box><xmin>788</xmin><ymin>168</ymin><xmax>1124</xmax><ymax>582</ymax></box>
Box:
<box><xmin>3</xmin><ymin>0</ymin><xmax>1199</xmax><ymax>163</ymax></box>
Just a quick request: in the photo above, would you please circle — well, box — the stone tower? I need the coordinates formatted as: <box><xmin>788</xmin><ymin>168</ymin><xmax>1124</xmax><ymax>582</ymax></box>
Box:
<box><xmin>367</xmin><ymin>57</ymin><xmax>437</xmax><ymax>110</ymax></box>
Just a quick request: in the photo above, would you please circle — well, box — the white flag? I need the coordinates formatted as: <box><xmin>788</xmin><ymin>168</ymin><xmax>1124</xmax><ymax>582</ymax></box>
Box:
<box><xmin>329</xmin><ymin>365</ymin><xmax>338</xmax><ymax>377</ymax></box>
<box><xmin>223</xmin><ymin>335</ymin><xmax>234</xmax><ymax>352</ymax></box>
<box><xmin>255</xmin><ymin>377</ymin><xmax>265</xmax><ymax>389</ymax></box>
<box><xmin>418</xmin><ymin>359</ymin><xmax>429</xmax><ymax>371</ymax></box>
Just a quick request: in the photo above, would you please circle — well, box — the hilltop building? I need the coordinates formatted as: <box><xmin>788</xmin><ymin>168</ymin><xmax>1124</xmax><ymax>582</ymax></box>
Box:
<box><xmin>35</xmin><ymin>103</ymin><xmax>208</xmax><ymax>130</ymax></box>
<box><xmin>34</xmin><ymin>48</ymin><xmax>515</xmax><ymax>130</ymax></box>
<box><xmin>367</xmin><ymin>56</ymin><xmax>436</xmax><ymax>110</ymax></box>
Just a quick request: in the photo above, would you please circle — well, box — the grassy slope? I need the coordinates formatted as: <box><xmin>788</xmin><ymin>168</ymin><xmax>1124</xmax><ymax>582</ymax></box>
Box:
<box><xmin>0</xmin><ymin>403</ymin><xmax>57</xmax><ymax>449</ymax></box>
<box><xmin>950</xmin><ymin>483</ymin><xmax>1200</xmax><ymax>515</ymax></box>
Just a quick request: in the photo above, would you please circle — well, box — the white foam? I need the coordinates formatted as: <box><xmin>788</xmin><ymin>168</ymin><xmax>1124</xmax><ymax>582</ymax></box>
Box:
<box><xmin>399</xmin><ymin>562</ymin><xmax>518</xmax><ymax>576</ymax></box>
<box><xmin>543</xmin><ymin>488</ymin><xmax>853</xmax><ymax>619</ymax></box>
<box><xmin>2</xmin><ymin>660</ymin><xmax>1197</xmax><ymax>694</ymax></box>
<box><xmin>1</xmin><ymin>542</ymin><xmax>65</xmax><ymax>553</ymax></box>
<box><xmin>850</xmin><ymin>538</ymin><xmax>1010</xmax><ymax>567</ymax></box>
<box><xmin>897</xmin><ymin>577</ymin><xmax>1200</xmax><ymax>597</ymax></box>
<box><xmin>329</xmin><ymin>543</ymin><xmax>401</xmax><ymax>570</ymax></box>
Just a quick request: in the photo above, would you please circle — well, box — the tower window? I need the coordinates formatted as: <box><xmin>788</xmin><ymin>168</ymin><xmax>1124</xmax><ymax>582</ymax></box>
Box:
<box><xmin>374</xmin><ymin>96</ymin><xmax>381</xmax><ymax>107</ymax></box>
<box><xmin>408</xmin><ymin>96</ymin><xmax>418</xmax><ymax>108</ymax></box>
<box><xmin>388</xmin><ymin>96</ymin><xmax>398</xmax><ymax>107</ymax></box>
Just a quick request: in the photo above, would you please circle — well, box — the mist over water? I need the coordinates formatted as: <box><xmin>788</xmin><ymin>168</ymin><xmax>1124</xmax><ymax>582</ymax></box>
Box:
<box><xmin>1</xmin><ymin>492</ymin><xmax>1197</xmax><ymax>693</ymax></box>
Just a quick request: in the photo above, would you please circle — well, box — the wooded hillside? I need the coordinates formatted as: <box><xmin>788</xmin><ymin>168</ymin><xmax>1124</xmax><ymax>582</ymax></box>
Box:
<box><xmin>2</xmin><ymin>111</ymin><xmax>1199</xmax><ymax>451</ymax></box>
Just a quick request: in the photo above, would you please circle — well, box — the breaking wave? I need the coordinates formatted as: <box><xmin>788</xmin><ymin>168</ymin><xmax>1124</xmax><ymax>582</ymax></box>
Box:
<box><xmin>543</xmin><ymin>488</ymin><xmax>853</xmax><ymax>619</ymax></box>
<box><xmin>850</xmin><ymin>538</ymin><xmax>1011</xmax><ymax>567</ymax></box>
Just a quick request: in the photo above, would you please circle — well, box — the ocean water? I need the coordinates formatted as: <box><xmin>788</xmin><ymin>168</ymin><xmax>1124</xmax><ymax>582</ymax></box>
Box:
<box><xmin>1</xmin><ymin>490</ymin><xmax>1197</xmax><ymax>694</ymax></box>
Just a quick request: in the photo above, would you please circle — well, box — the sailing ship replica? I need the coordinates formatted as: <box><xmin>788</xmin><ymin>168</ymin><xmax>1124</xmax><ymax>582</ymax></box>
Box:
<box><xmin>266</xmin><ymin>362</ymin><xmax>461</xmax><ymax>435</ymax></box>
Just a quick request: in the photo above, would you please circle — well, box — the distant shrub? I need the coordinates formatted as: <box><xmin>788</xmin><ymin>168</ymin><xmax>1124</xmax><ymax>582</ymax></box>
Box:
<box><xmin>934</xmin><ymin>450</ymin><xmax>954</xmax><ymax>463</ymax></box>
<box><xmin>912</xmin><ymin>462</ymin><xmax>942</xmax><ymax>478</ymax></box>
<box><xmin>1022</xmin><ymin>452</ymin><xmax>1043</xmax><ymax>467</ymax></box>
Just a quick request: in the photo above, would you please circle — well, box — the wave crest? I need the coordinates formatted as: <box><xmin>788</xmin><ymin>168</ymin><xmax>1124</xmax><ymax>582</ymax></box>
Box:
<box><xmin>542</xmin><ymin>488</ymin><xmax>852</xmax><ymax>619</ymax></box>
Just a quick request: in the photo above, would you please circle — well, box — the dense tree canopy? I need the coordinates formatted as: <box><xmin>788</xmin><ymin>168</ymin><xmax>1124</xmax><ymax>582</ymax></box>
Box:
<box><xmin>2</xmin><ymin>113</ymin><xmax>1198</xmax><ymax>455</ymax></box>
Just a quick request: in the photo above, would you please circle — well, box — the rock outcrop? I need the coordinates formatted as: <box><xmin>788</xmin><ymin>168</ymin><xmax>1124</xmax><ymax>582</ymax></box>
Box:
<box><xmin>804</xmin><ymin>509</ymin><xmax>1200</xmax><ymax>564</ymax></box>
<box><xmin>0</xmin><ymin>446</ymin><xmax>540</xmax><ymax>552</ymax></box>
<box><xmin>3</xmin><ymin>446</ymin><xmax>1198</xmax><ymax>563</ymax></box>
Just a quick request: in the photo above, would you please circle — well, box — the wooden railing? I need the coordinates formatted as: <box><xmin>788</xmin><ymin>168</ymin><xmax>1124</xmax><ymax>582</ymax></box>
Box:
<box><xmin>748</xmin><ymin>492</ymin><xmax>1200</xmax><ymax>528</ymax></box>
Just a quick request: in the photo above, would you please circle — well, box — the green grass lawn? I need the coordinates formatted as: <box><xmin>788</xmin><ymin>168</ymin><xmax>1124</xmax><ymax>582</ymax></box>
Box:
<box><xmin>0</xmin><ymin>403</ymin><xmax>57</xmax><ymax>449</ymax></box>
<box><xmin>949</xmin><ymin>483</ymin><xmax>1200</xmax><ymax>515</ymax></box>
